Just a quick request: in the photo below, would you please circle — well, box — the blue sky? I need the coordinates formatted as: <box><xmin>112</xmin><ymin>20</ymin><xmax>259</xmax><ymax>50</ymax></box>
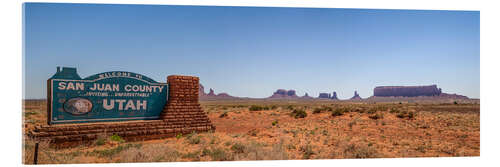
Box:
<box><xmin>23</xmin><ymin>3</ymin><xmax>480</xmax><ymax>99</ymax></box>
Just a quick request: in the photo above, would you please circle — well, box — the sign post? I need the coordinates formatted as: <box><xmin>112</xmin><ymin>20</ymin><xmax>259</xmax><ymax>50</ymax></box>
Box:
<box><xmin>47</xmin><ymin>67</ymin><xmax>168</xmax><ymax>124</ymax></box>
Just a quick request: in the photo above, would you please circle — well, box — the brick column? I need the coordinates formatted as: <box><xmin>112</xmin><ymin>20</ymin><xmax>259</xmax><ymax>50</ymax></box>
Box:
<box><xmin>160</xmin><ymin>75</ymin><xmax>215</xmax><ymax>133</ymax></box>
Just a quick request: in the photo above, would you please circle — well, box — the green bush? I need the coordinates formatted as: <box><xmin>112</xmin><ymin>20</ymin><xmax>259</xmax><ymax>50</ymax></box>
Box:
<box><xmin>249</xmin><ymin>105</ymin><xmax>270</xmax><ymax>111</ymax></box>
<box><xmin>176</xmin><ymin>133</ymin><xmax>183</xmax><ymax>139</ymax></box>
<box><xmin>272</xmin><ymin>120</ymin><xmax>278</xmax><ymax>126</ymax></box>
<box><xmin>110</xmin><ymin>134</ymin><xmax>124</xmax><ymax>143</ymax></box>
<box><xmin>291</xmin><ymin>109</ymin><xmax>307</xmax><ymax>118</ymax></box>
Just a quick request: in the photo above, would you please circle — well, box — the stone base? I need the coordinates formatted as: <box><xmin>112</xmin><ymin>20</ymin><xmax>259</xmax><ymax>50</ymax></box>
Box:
<box><xmin>28</xmin><ymin>118</ymin><xmax>214</xmax><ymax>148</ymax></box>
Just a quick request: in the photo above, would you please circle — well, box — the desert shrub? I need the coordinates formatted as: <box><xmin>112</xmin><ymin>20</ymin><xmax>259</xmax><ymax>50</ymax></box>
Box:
<box><xmin>286</xmin><ymin>105</ymin><xmax>294</xmax><ymax>110</ymax></box>
<box><xmin>454</xmin><ymin>101</ymin><xmax>458</xmax><ymax>105</ymax></box>
<box><xmin>291</xmin><ymin>109</ymin><xmax>307</xmax><ymax>118</ymax></box>
<box><xmin>313</xmin><ymin>108</ymin><xmax>322</xmax><ymax>114</ymax></box>
<box><xmin>186</xmin><ymin>133</ymin><xmax>201</xmax><ymax>145</ymax></box>
<box><xmin>389</xmin><ymin>108</ymin><xmax>399</xmax><ymax>113</ymax></box>
<box><xmin>408</xmin><ymin>111</ymin><xmax>415</xmax><ymax>119</ymax></box>
<box><xmin>204</xmin><ymin>147</ymin><xmax>232</xmax><ymax>161</ymax></box>
<box><xmin>182</xmin><ymin>151</ymin><xmax>200</xmax><ymax>159</ymax></box>
<box><xmin>369</xmin><ymin>113</ymin><xmax>384</xmax><ymax>120</ymax></box>
<box><xmin>249</xmin><ymin>105</ymin><xmax>262</xmax><ymax>111</ymax></box>
<box><xmin>201</xmin><ymin>148</ymin><xmax>211</xmax><ymax>156</ymax></box>
<box><xmin>249</xmin><ymin>105</ymin><xmax>270</xmax><ymax>111</ymax></box>
<box><xmin>231</xmin><ymin>143</ymin><xmax>246</xmax><ymax>154</ymax></box>
<box><xmin>247</xmin><ymin>129</ymin><xmax>258</xmax><ymax>136</ymax></box>
<box><xmin>396</xmin><ymin>110</ymin><xmax>415</xmax><ymax>119</ymax></box>
<box><xmin>331</xmin><ymin>108</ymin><xmax>344</xmax><ymax>117</ymax></box>
<box><xmin>348</xmin><ymin>120</ymin><xmax>357</xmax><ymax>129</ymax></box>
<box><xmin>110</xmin><ymin>134</ymin><xmax>124</xmax><ymax>143</ymax></box>
<box><xmin>343</xmin><ymin>143</ymin><xmax>379</xmax><ymax>158</ymax></box>
<box><xmin>367</xmin><ymin>107</ymin><xmax>377</xmax><ymax>114</ymax></box>
<box><xmin>321</xmin><ymin>129</ymin><xmax>329</xmax><ymax>136</ymax></box>
<box><xmin>95</xmin><ymin>138</ymin><xmax>106</xmax><ymax>146</ymax></box>
<box><xmin>272</xmin><ymin>120</ymin><xmax>278</xmax><ymax>126</ymax></box>
<box><xmin>271</xmin><ymin>105</ymin><xmax>278</xmax><ymax>110</ymax></box>
<box><xmin>300</xmin><ymin>144</ymin><xmax>315</xmax><ymax>159</ymax></box>
<box><xmin>240</xmin><ymin>140</ymin><xmax>288</xmax><ymax>160</ymax></box>
<box><xmin>313</xmin><ymin>106</ymin><xmax>333</xmax><ymax>114</ymax></box>
<box><xmin>376</xmin><ymin>105</ymin><xmax>388</xmax><ymax>112</ymax></box>
<box><xmin>396</xmin><ymin>111</ymin><xmax>407</xmax><ymax>118</ymax></box>
<box><xmin>23</xmin><ymin>111</ymin><xmax>39</xmax><ymax>117</ymax></box>
<box><xmin>219</xmin><ymin>112</ymin><xmax>228</xmax><ymax>118</ymax></box>
<box><xmin>90</xmin><ymin>143</ymin><xmax>140</xmax><ymax>158</ymax></box>
<box><xmin>176</xmin><ymin>133</ymin><xmax>183</xmax><ymax>139</ymax></box>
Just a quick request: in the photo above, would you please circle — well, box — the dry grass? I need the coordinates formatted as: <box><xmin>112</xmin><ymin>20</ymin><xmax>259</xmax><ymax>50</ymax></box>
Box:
<box><xmin>23</xmin><ymin>99</ymin><xmax>480</xmax><ymax>164</ymax></box>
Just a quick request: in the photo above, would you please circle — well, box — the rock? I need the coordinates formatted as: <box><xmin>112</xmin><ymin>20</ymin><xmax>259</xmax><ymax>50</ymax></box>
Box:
<box><xmin>199</xmin><ymin>84</ymin><xmax>207</xmax><ymax>96</ymax></box>
<box><xmin>331</xmin><ymin>91</ymin><xmax>339</xmax><ymax>100</ymax></box>
<box><xmin>216</xmin><ymin>93</ymin><xmax>233</xmax><ymax>98</ymax></box>
<box><xmin>208</xmin><ymin>88</ymin><xmax>216</xmax><ymax>96</ymax></box>
<box><xmin>269</xmin><ymin>89</ymin><xmax>298</xmax><ymax>98</ymax></box>
<box><xmin>374</xmin><ymin>85</ymin><xmax>442</xmax><ymax>97</ymax></box>
<box><xmin>318</xmin><ymin>93</ymin><xmax>331</xmax><ymax>99</ymax></box>
<box><xmin>199</xmin><ymin>83</ymin><xmax>238</xmax><ymax>100</ymax></box>
<box><xmin>350</xmin><ymin>91</ymin><xmax>362</xmax><ymax>100</ymax></box>
<box><xmin>302</xmin><ymin>93</ymin><xmax>313</xmax><ymax>99</ymax></box>
<box><xmin>438</xmin><ymin>93</ymin><xmax>469</xmax><ymax>99</ymax></box>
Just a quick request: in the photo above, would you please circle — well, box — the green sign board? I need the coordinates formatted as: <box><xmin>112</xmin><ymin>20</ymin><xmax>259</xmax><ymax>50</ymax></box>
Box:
<box><xmin>47</xmin><ymin>67</ymin><xmax>168</xmax><ymax>124</ymax></box>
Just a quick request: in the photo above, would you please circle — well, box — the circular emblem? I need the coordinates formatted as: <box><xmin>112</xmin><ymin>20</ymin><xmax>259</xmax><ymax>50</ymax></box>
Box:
<box><xmin>63</xmin><ymin>98</ymin><xmax>93</xmax><ymax>115</ymax></box>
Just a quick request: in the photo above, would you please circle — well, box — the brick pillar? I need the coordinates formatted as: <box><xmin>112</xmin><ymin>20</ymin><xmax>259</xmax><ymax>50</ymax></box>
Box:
<box><xmin>160</xmin><ymin>75</ymin><xmax>215</xmax><ymax>133</ymax></box>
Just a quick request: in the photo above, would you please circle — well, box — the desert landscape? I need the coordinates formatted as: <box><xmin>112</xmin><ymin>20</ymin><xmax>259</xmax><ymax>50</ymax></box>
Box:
<box><xmin>23</xmin><ymin>95</ymin><xmax>479</xmax><ymax>164</ymax></box>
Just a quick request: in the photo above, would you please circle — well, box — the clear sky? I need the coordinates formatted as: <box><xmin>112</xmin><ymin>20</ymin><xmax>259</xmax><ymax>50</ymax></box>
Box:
<box><xmin>23</xmin><ymin>3</ymin><xmax>480</xmax><ymax>99</ymax></box>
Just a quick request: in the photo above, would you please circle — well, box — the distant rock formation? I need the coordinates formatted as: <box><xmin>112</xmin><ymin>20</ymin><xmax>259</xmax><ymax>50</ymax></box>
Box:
<box><xmin>269</xmin><ymin>89</ymin><xmax>299</xmax><ymax>98</ymax></box>
<box><xmin>199</xmin><ymin>84</ymin><xmax>206</xmax><ymax>96</ymax></box>
<box><xmin>216</xmin><ymin>93</ymin><xmax>233</xmax><ymax>98</ymax></box>
<box><xmin>318</xmin><ymin>93</ymin><xmax>331</xmax><ymax>99</ymax></box>
<box><xmin>199</xmin><ymin>84</ymin><xmax>237</xmax><ymax>100</ymax></box>
<box><xmin>301</xmin><ymin>93</ymin><xmax>313</xmax><ymax>99</ymax></box>
<box><xmin>350</xmin><ymin>91</ymin><xmax>362</xmax><ymax>100</ymax></box>
<box><xmin>374</xmin><ymin>85</ymin><xmax>442</xmax><ymax>97</ymax></box>
<box><xmin>208</xmin><ymin>88</ymin><xmax>216</xmax><ymax>96</ymax></box>
<box><xmin>331</xmin><ymin>91</ymin><xmax>339</xmax><ymax>100</ymax></box>
<box><xmin>318</xmin><ymin>91</ymin><xmax>339</xmax><ymax>100</ymax></box>
<box><xmin>437</xmin><ymin>93</ymin><xmax>469</xmax><ymax>99</ymax></box>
